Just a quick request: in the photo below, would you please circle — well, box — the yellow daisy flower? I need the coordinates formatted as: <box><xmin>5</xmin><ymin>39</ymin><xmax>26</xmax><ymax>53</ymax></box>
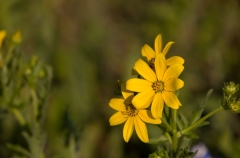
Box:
<box><xmin>0</xmin><ymin>30</ymin><xmax>7</xmax><ymax>48</ymax></box>
<box><xmin>126</xmin><ymin>53</ymin><xmax>184</xmax><ymax>118</ymax></box>
<box><xmin>141</xmin><ymin>34</ymin><xmax>184</xmax><ymax>69</ymax></box>
<box><xmin>109</xmin><ymin>83</ymin><xmax>161</xmax><ymax>143</ymax></box>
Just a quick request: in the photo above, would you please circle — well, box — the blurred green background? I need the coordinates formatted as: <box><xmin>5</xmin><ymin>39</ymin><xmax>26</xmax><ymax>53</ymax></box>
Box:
<box><xmin>1</xmin><ymin>0</ymin><xmax>240</xmax><ymax>157</ymax></box>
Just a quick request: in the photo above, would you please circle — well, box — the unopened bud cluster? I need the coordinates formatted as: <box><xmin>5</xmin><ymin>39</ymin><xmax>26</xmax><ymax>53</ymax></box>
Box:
<box><xmin>221</xmin><ymin>82</ymin><xmax>240</xmax><ymax>113</ymax></box>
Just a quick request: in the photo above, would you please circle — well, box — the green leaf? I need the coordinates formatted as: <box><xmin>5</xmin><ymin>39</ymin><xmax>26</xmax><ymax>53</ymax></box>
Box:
<box><xmin>194</xmin><ymin>121</ymin><xmax>210</xmax><ymax>129</ymax></box>
<box><xmin>177</xmin><ymin>112</ymin><xmax>189</xmax><ymax>130</ymax></box>
<box><xmin>184</xmin><ymin>131</ymin><xmax>199</xmax><ymax>139</ymax></box>
<box><xmin>163</xmin><ymin>105</ymin><xmax>170</xmax><ymax>120</ymax></box>
<box><xmin>179</xmin><ymin>148</ymin><xmax>198</xmax><ymax>158</ymax></box>
<box><xmin>185</xmin><ymin>121</ymin><xmax>210</xmax><ymax>134</ymax></box>
<box><xmin>148</xmin><ymin>135</ymin><xmax>168</xmax><ymax>144</ymax></box>
<box><xmin>190</xmin><ymin>89</ymin><xmax>213</xmax><ymax>124</ymax></box>
<box><xmin>6</xmin><ymin>143</ymin><xmax>30</xmax><ymax>156</ymax></box>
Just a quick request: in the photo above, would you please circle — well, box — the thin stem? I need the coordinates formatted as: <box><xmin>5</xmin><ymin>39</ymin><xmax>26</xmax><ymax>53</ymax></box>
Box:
<box><xmin>161</xmin><ymin>116</ymin><xmax>173</xmax><ymax>131</ymax></box>
<box><xmin>31</xmin><ymin>89</ymin><xmax>38</xmax><ymax>120</ymax></box>
<box><xmin>180</xmin><ymin>106</ymin><xmax>223</xmax><ymax>135</ymax></box>
<box><xmin>171</xmin><ymin>109</ymin><xmax>178</xmax><ymax>155</ymax></box>
<box><xmin>164</xmin><ymin>132</ymin><xmax>172</xmax><ymax>144</ymax></box>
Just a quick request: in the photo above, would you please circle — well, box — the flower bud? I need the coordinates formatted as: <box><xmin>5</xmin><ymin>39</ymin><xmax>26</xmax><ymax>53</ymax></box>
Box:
<box><xmin>229</xmin><ymin>100</ymin><xmax>240</xmax><ymax>113</ymax></box>
<box><xmin>223</xmin><ymin>82</ymin><xmax>239</xmax><ymax>96</ymax></box>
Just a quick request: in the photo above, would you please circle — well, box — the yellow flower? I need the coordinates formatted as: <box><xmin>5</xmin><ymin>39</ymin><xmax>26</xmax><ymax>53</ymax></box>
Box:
<box><xmin>0</xmin><ymin>30</ymin><xmax>7</xmax><ymax>48</ymax></box>
<box><xmin>141</xmin><ymin>34</ymin><xmax>184</xmax><ymax>69</ymax></box>
<box><xmin>126</xmin><ymin>53</ymin><xmax>184</xmax><ymax>118</ymax></box>
<box><xmin>12</xmin><ymin>30</ymin><xmax>22</xmax><ymax>44</ymax></box>
<box><xmin>109</xmin><ymin>83</ymin><xmax>161</xmax><ymax>143</ymax></box>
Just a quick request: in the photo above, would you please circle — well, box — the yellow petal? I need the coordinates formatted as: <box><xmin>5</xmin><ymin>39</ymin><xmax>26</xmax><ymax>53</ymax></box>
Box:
<box><xmin>163</xmin><ymin>64</ymin><xmax>184</xmax><ymax>82</ymax></box>
<box><xmin>0</xmin><ymin>30</ymin><xmax>7</xmax><ymax>48</ymax></box>
<box><xmin>138</xmin><ymin>110</ymin><xmax>161</xmax><ymax>124</ymax></box>
<box><xmin>109</xmin><ymin>112</ymin><xmax>127</xmax><ymax>126</ymax></box>
<box><xmin>162</xmin><ymin>91</ymin><xmax>181</xmax><ymax>109</ymax></box>
<box><xmin>123</xmin><ymin>117</ymin><xmax>134</xmax><ymax>142</ymax></box>
<box><xmin>164</xmin><ymin>78</ymin><xmax>184</xmax><ymax>91</ymax></box>
<box><xmin>134</xmin><ymin>116</ymin><xmax>149</xmax><ymax>143</ymax></box>
<box><xmin>162</xmin><ymin>41</ymin><xmax>174</xmax><ymax>56</ymax></box>
<box><xmin>109</xmin><ymin>98</ymin><xmax>126</xmax><ymax>111</ymax></box>
<box><xmin>134</xmin><ymin>59</ymin><xmax>157</xmax><ymax>82</ymax></box>
<box><xmin>141</xmin><ymin>44</ymin><xmax>155</xmax><ymax>61</ymax></box>
<box><xmin>126</xmin><ymin>78</ymin><xmax>153</xmax><ymax>92</ymax></box>
<box><xmin>121</xmin><ymin>82</ymin><xmax>134</xmax><ymax>99</ymax></box>
<box><xmin>132</xmin><ymin>89</ymin><xmax>155</xmax><ymax>109</ymax></box>
<box><xmin>154</xmin><ymin>34</ymin><xmax>162</xmax><ymax>55</ymax></box>
<box><xmin>151</xmin><ymin>92</ymin><xmax>164</xmax><ymax>118</ymax></box>
<box><xmin>166</xmin><ymin>56</ymin><xmax>185</xmax><ymax>66</ymax></box>
<box><xmin>155</xmin><ymin>53</ymin><xmax>167</xmax><ymax>81</ymax></box>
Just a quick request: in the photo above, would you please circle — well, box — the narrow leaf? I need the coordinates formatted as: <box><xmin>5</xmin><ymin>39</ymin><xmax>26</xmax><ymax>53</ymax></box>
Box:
<box><xmin>177</xmin><ymin>112</ymin><xmax>189</xmax><ymax>130</ymax></box>
<box><xmin>190</xmin><ymin>89</ymin><xmax>213</xmax><ymax>124</ymax></box>
<box><xmin>148</xmin><ymin>135</ymin><xmax>168</xmax><ymax>144</ymax></box>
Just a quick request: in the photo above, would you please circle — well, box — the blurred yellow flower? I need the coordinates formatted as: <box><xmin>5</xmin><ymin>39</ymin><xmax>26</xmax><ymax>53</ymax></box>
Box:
<box><xmin>12</xmin><ymin>30</ymin><xmax>22</xmax><ymax>44</ymax></box>
<box><xmin>109</xmin><ymin>83</ymin><xmax>161</xmax><ymax>143</ymax></box>
<box><xmin>127</xmin><ymin>53</ymin><xmax>184</xmax><ymax>118</ymax></box>
<box><xmin>0</xmin><ymin>30</ymin><xmax>7</xmax><ymax>48</ymax></box>
<box><xmin>141</xmin><ymin>34</ymin><xmax>184</xmax><ymax>69</ymax></box>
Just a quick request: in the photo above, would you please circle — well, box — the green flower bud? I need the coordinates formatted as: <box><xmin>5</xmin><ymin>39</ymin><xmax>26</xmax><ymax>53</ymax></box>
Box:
<box><xmin>223</xmin><ymin>82</ymin><xmax>239</xmax><ymax>96</ymax></box>
<box><xmin>229</xmin><ymin>100</ymin><xmax>240</xmax><ymax>113</ymax></box>
<box><xmin>148</xmin><ymin>149</ymin><xmax>170</xmax><ymax>158</ymax></box>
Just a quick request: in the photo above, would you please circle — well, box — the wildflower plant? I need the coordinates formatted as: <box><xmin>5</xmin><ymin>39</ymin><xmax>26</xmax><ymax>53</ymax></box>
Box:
<box><xmin>0</xmin><ymin>30</ymin><xmax>52</xmax><ymax>158</ymax></box>
<box><xmin>109</xmin><ymin>34</ymin><xmax>240</xmax><ymax>157</ymax></box>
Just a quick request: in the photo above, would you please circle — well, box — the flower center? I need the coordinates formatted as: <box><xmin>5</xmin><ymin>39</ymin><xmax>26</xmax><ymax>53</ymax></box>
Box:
<box><xmin>122</xmin><ymin>103</ymin><xmax>138</xmax><ymax>117</ymax></box>
<box><xmin>152</xmin><ymin>81</ymin><xmax>164</xmax><ymax>92</ymax></box>
<box><xmin>149</xmin><ymin>58</ymin><xmax>155</xmax><ymax>71</ymax></box>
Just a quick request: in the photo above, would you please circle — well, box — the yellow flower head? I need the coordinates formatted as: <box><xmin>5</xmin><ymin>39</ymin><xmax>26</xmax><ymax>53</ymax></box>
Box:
<box><xmin>0</xmin><ymin>30</ymin><xmax>7</xmax><ymax>48</ymax></box>
<box><xmin>109</xmin><ymin>83</ymin><xmax>161</xmax><ymax>143</ymax></box>
<box><xmin>141</xmin><ymin>34</ymin><xmax>184</xmax><ymax>69</ymax></box>
<box><xmin>126</xmin><ymin>53</ymin><xmax>184</xmax><ymax>118</ymax></box>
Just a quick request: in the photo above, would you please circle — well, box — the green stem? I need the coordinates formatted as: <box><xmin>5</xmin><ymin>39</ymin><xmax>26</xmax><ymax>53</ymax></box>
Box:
<box><xmin>5</xmin><ymin>46</ymin><xmax>14</xmax><ymax>64</ymax></box>
<box><xmin>30</xmin><ymin>89</ymin><xmax>38</xmax><ymax>120</ymax></box>
<box><xmin>164</xmin><ymin>132</ymin><xmax>172</xmax><ymax>144</ymax></box>
<box><xmin>180</xmin><ymin>106</ymin><xmax>223</xmax><ymax>135</ymax></box>
<box><xmin>161</xmin><ymin>116</ymin><xmax>173</xmax><ymax>131</ymax></box>
<box><xmin>171</xmin><ymin>109</ymin><xmax>178</xmax><ymax>155</ymax></box>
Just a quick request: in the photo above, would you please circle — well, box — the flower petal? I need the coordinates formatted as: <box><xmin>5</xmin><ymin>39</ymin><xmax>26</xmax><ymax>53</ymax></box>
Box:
<box><xmin>138</xmin><ymin>110</ymin><xmax>161</xmax><ymax>124</ymax></box>
<box><xmin>151</xmin><ymin>92</ymin><xmax>164</xmax><ymax>118</ymax></box>
<box><xmin>134</xmin><ymin>59</ymin><xmax>157</xmax><ymax>82</ymax></box>
<box><xmin>121</xmin><ymin>82</ymin><xmax>134</xmax><ymax>99</ymax></box>
<box><xmin>123</xmin><ymin>117</ymin><xmax>134</xmax><ymax>142</ymax></box>
<box><xmin>109</xmin><ymin>112</ymin><xmax>127</xmax><ymax>126</ymax></box>
<box><xmin>0</xmin><ymin>30</ymin><xmax>7</xmax><ymax>48</ymax></box>
<box><xmin>164</xmin><ymin>78</ymin><xmax>184</xmax><ymax>91</ymax></box>
<box><xmin>132</xmin><ymin>89</ymin><xmax>155</xmax><ymax>109</ymax></box>
<box><xmin>134</xmin><ymin>116</ymin><xmax>149</xmax><ymax>143</ymax></box>
<box><xmin>166</xmin><ymin>56</ymin><xmax>185</xmax><ymax>66</ymax></box>
<box><xmin>163</xmin><ymin>64</ymin><xmax>184</xmax><ymax>82</ymax></box>
<box><xmin>141</xmin><ymin>44</ymin><xmax>155</xmax><ymax>61</ymax></box>
<box><xmin>162</xmin><ymin>41</ymin><xmax>174</xmax><ymax>56</ymax></box>
<box><xmin>126</xmin><ymin>78</ymin><xmax>153</xmax><ymax>92</ymax></box>
<box><xmin>162</xmin><ymin>91</ymin><xmax>181</xmax><ymax>109</ymax></box>
<box><xmin>109</xmin><ymin>98</ymin><xmax>126</xmax><ymax>111</ymax></box>
<box><xmin>155</xmin><ymin>53</ymin><xmax>167</xmax><ymax>81</ymax></box>
<box><xmin>154</xmin><ymin>34</ymin><xmax>162</xmax><ymax>55</ymax></box>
